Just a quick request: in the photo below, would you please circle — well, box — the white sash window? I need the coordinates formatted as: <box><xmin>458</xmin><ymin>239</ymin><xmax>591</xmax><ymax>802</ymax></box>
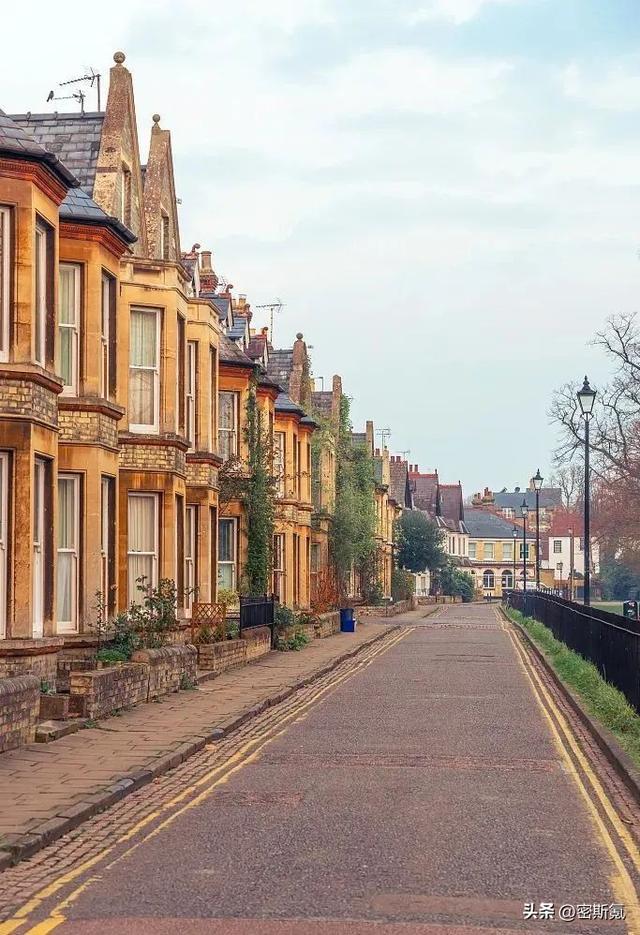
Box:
<box><xmin>185</xmin><ymin>505</ymin><xmax>197</xmax><ymax>613</ymax></box>
<box><xmin>58</xmin><ymin>264</ymin><xmax>80</xmax><ymax>394</ymax></box>
<box><xmin>127</xmin><ymin>493</ymin><xmax>159</xmax><ymax>603</ymax></box>
<box><xmin>57</xmin><ymin>474</ymin><xmax>80</xmax><ymax>633</ymax></box>
<box><xmin>217</xmin><ymin>518</ymin><xmax>237</xmax><ymax>591</ymax></box>
<box><xmin>219</xmin><ymin>391</ymin><xmax>239</xmax><ymax>461</ymax></box>
<box><xmin>186</xmin><ymin>341</ymin><xmax>197</xmax><ymax>449</ymax></box>
<box><xmin>33</xmin><ymin>459</ymin><xmax>46</xmax><ymax>637</ymax></box>
<box><xmin>34</xmin><ymin>223</ymin><xmax>48</xmax><ymax>366</ymax></box>
<box><xmin>274</xmin><ymin>432</ymin><xmax>286</xmax><ymax>498</ymax></box>
<box><xmin>129</xmin><ymin>309</ymin><xmax>160</xmax><ymax>432</ymax></box>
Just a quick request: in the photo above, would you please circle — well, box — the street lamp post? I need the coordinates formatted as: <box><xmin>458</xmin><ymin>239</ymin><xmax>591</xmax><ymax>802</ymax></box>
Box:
<box><xmin>558</xmin><ymin>560</ymin><xmax>564</xmax><ymax>597</ymax></box>
<box><xmin>521</xmin><ymin>498</ymin><xmax>529</xmax><ymax>598</ymax></box>
<box><xmin>533</xmin><ymin>469</ymin><xmax>543</xmax><ymax>591</ymax></box>
<box><xmin>568</xmin><ymin>527</ymin><xmax>574</xmax><ymax>601</ymax></box>
<box><xmin>512</xmin><ymin>527</ymin><xmax>517</xmax><ymax>593</ymax></box>
<box><xmin>577</xmin><ymin>376</ymin><xmax>596</xmax><ymax>606</ymax></box>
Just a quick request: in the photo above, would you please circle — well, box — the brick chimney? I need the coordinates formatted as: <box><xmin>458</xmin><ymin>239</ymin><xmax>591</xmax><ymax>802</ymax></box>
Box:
<box><xmin>198</xmin><ymin>249</ymin><xmax>218</xmax><ymax>293</ymax></box>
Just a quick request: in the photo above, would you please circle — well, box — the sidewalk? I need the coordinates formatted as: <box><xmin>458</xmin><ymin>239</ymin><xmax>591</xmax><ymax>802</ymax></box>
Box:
<box><xmin>0</xmin><ymin>618</ymin><xmax>401</xmax><ymax>867</ymax></box>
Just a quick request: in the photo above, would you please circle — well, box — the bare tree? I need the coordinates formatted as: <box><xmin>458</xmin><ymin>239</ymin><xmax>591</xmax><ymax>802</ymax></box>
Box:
<box><xmin>551</xmin><ymin>313</ymin><xmax>640</xmax><ymax>568</ymax></box>
<box><xmin>549</xmin><ymin>464</ymin><xmax>582</xmax><ymax>510</ymax></box>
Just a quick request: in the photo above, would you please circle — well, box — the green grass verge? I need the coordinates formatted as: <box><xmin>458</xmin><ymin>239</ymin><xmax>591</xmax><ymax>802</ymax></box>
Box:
<box><xmin>592</xmin><ymin>601</ymin><xmax>623</xmax><ymax>616</ymax></box>
<box><xmin>506</xmin><ymin>607</ymin><xmax>640</xmax><ymax>769</ymax></box>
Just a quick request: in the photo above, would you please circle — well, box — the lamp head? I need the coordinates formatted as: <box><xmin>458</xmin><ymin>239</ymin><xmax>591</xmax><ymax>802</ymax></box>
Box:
<box><xmin>520</xmin><ymin>498</ymin><xmax>529</xmax><ymax>518</ymax></box>
<box><xmin>533</xmin><ymin>468</ymin><xmax>543</xmax><ymax>491</ymax></box>
<box><xmin>577</xmin><ymin>375</ymin><xmax>596</xmax><ymax>416</ymax></box>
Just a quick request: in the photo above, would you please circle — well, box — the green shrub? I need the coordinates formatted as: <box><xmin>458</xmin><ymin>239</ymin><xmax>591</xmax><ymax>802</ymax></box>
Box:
<box><xmin>96</xmin><ymin>648</ymin><xmax>129</xmax><ymax>665</ymax></box>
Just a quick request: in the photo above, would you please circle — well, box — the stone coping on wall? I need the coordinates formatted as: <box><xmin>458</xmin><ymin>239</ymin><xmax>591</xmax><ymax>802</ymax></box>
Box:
<box><xmin>0</xmin><ymin>637</ymin><xmax>65</xmax><ymax>657</ymax></box>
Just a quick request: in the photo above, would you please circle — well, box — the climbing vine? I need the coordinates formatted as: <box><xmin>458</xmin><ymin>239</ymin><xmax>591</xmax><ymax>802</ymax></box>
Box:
<box><xmin>219</xmin><ymin>374</ymin><xmax>276</xmax><ymax>596</ymax></box>
<box><xmin>330</xmin><ymin>395</ymin><xmax>377</xmax><ymax>599</ymax></box>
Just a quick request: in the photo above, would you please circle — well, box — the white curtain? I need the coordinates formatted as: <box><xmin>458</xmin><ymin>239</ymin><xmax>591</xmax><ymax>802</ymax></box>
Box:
<box><xmin>128</xmin><ymin>495</ymin><xmax>155</xmax><ymax>601</ymax></box>
<box><xmin>129</xmin><ymin>311</ymin><xmax>157</xmax><ymax>425</ymax></box>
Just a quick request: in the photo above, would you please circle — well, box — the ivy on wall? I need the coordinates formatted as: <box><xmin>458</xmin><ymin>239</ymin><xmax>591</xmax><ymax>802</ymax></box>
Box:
<box><xmin>219</xmin><ymin>374</ymin><xmax>276</xmax><ymax>596</ymax></box>
<box><xmin>330</xmin><ymin>395</ymin><xmax>377</xmax><ymax>599</ymax></box>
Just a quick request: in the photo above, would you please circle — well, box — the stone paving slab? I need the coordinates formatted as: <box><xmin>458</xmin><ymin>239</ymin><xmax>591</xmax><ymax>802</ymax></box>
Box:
<box><xmin>0</xmin><ymin>618</ymin><xmax>404</xmax><ymax>866</ymax></box>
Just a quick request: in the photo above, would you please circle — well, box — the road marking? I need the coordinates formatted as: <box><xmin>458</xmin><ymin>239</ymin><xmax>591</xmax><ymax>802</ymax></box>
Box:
<box><xmin>499</xmin><ymin>611</ymin><xmax>640</xmax><ymax>933</ymax></box>
<box><xmin>2</xmin><ymin>627</ymin><xmax>411</xmax><ymax>935</ymax></box>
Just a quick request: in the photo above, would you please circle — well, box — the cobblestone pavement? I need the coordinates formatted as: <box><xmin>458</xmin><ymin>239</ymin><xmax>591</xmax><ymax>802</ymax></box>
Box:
<box><xmin>0</xmin><ymin>618</ymin><xmax>405</xmax><ymax>865</ymax></box>
<box><xmin>1</xmin><ymin>604</ymin><xmax>639</xmax><ymax>935</ymax></box>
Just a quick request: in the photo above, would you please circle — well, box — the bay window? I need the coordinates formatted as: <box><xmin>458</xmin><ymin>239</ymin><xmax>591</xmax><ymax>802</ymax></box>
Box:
<box><xmin>219</xmin><ymin>391</ymin><xmax>239</xmax><ymax>461</ymax></box>
<box><xmin>186</xmin><ymin>341</ymin><xmax>197</xmax><ymax>449</ymax></box>
<box><xmin>127</xmin><ymin>493</ymin><xmax>159</xmax><ymax>603</ymax></box>
<box><xmin>58</xmin><ymin>264</ymin><xmax>81</xmax><ymax>394</ymax></box>
<box><xmin>57</xmin><ymin>474</ymin><xmax>80</xmax><ymax>633</ymax></box>
<box><xmin>0</xmin><ymin>206</ymin><xmax>10</xmax><ymax>362</ymax></box>
<box><xmin>217</xmin><ymin>517</ymin><xmax>237</xmax><ymax>591</ymax></box>
<box><xmin>0</xmin><ymin>453</ymin><xmax>8</xmax><ymax>637</ymax></box>
<box><xmin>129</xmin><ymin>308</ymin><xmax>160</xmax><ymax>432</ymax></box>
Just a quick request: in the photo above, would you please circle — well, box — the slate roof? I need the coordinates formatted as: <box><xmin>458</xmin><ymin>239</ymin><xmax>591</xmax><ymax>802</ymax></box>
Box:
<box><xmin>300</xmin><ymin>415</ymin><xmax>318</xmax><ymax>429</ymax></box>
<box><xmin>209</xmin><ymin>295</ymin><xmax>231</xmax><ymax>320</ymax></box>
<box><xmin>275</xmin><ymin>392</ymin><xmax>304</xmax><ymax>416</ymax></box>
<box><xmin>464</xmin><ymin>508</ymin><xmax>520</xmax><ymax>539</ymax></box>
<box><xmin>389</xmin><ymin>460</ymin><xmax>412</xmax><ymax>508</ymax></box>
<box><xmin>494</xmin><ymin>488</ymin><xmax>562</xmax><ymax>511</ymax></box>
<box><xmin>9</xmin><ymin>112</ymin><xmax>104</xmax><ymax>193</ymax></box>
<box><xmin>0</xmin><ymin>110</ymin><xmax>78</xmax><ymax>187</ymax></box>
<box><xmin>60</xmin><ymin>186</ymin><xmax>136</xmax><ymax>244</ymax></box>
<box><xmin>440</xmin><ymin>483</ymin><xmax>464</xmax><ymax>523</ymax></box>
<box><xmin>257</xmin><ymin>370</ymin><xmax>282</xmax><ymax>393</ymax></box>
<box><xmin>409</xmin><ymin>472</ymin><xmax>439</xmax><ymax>514</ymax></box>
<box><xmin>218</xmin><ymin>333</ymin><xmax>254</xmax><ymax>368</ymax></box>
<box><xmin>228</xmin><ymin>318</ymin><xmax>249</xmax><ymax>342</ymax></box>
<box><xmin>266</xmin><ymin>349</ymin><xmax>293</xmax><ymax>391</ymax></box>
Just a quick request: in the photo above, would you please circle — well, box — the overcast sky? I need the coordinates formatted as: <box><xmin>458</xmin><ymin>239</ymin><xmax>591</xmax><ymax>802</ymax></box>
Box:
<box><xmin>3</xmin><ymin>0</ymin><xmax>640</xmax><ymax>495</ymax></box>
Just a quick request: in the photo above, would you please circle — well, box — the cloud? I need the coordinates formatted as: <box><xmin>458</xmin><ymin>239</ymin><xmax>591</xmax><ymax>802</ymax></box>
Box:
<box><xmin>407</xmin><ymin>0</ymin><xmax>520</xmax><ymax>25</ymax></box>
<box><xmin>562</xmin><ymin>60</ymin><xmax>640</xmax><ymax>112</ymax></box>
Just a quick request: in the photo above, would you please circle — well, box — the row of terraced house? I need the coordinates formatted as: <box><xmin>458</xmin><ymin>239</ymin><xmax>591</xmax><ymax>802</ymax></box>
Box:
<box><xmin>0</xmin><ymin>53</ymin><xmax>402</xmax><ymax>682</ymax></box>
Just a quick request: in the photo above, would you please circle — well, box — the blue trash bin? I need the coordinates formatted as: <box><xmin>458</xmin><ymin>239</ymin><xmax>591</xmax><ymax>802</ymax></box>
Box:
<box><xmin>340</xmin><ymin>608</ymin><xmax>356</xmax><ymax>632</ymax></box>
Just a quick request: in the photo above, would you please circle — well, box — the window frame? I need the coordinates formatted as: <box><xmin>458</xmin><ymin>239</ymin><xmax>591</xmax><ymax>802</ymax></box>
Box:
<box><xmin>129</xmin><ymin>307</ymin><xmax>161</xmax><ymax>434</ymax></box>
<box><xmin>127</xmin><ymin>492</ymin><xmax>160</xmax><ymax>604</ymax></box>
<box><xmin>274</xmin><ymin>431</ymin><xmax>286</xmax><ymax>498</ymax></box>
<box><xmin>100</xmin><ymin>271</ymin><xmax>116</xmax><ymax>400</ymax></box>
<box><xmin>501</xmin><ymin>570</ymin><xmax>513</xmax><ymax>590</ymax></box>
<box><xmin>553</xmin><ymin>540</ymin><xmax>562</xmax><ymax>554</ymax></box>
<box><xmin>502</xmin><ymin>542</ymin><xmax>513</xmax><ymax>561</ymax></box>
<box><xmin>57</xmin><ymin>473</ymin><xmax>81</xmax><ymax>634</ymax></box>
<box><xmin>0</xmin><ymin>206</ymin><xmax>10</xmax><ymax>362</ymax></box>
<box><xmin>468</xmin><ymin>542</ymin><xmax>477</xmax><ymax>559</ymax></box>
<box><xmin>101</xmin><ymin>476</ymin><xmax>116</xmax><ymax>621</ymax></box>
<box><xmin>185</xmin><ymin>504</ymin><xmax>198</xmax><ymax>615</ymax></box>
<box><xmin>484</xmin><ymin>542</ymin><xmax>495</xmax><ymax>560</ymax></box>
<box><xmin>186</xmin><ymin>340</ymin><xmax>197</xmax><ymax>450</ymax></box>
<box><xmin>34</xmin><ymin>221</ymin><xmax>49</xmax><ymax>366</ymax></box>
<box><xmin>217</xmin><ymin>517</ymin><xmax>237</xmax><ymax>591</ymax></box>
<box><xmin>58</xmin><ymin>263</ymin><xmax>81</xmax><ymax>395</ymax></box>
<box><xmin>273</xmin><ymin>532</ymin><xmax>285</xmax><ymax>601</ymax></box>
<box><xmin>483</xmin><ymin>569</ymin><xmax>495</xmax><ymax>589</ymax></box>
<box><xmin>218</xmin><ymin>391</ymin><xmax>239</xmax><ymax>461</ymax></box>
<box><xmin>32</xmin><ymin>458</ymin><xmax>47</xmax><ymax>637</ymax></box>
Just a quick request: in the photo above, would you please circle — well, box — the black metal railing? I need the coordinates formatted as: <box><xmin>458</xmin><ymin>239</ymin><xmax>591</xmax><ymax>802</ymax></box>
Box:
<box><xmin>239</xmin><ymin>595</ymin><xmax>276</xmax><ymax>645</ymax></box>
<box><xmin>505</xmin><ymin>589</ymin><xmax>640</xmax><ymax>713</ymax></box>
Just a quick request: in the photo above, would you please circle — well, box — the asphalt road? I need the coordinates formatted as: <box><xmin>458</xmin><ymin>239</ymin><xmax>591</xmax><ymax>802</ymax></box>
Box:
<box><xmin>20</xmin><ymin>604</ymin><xmax>639</xmax><ymax>934</ymax></box>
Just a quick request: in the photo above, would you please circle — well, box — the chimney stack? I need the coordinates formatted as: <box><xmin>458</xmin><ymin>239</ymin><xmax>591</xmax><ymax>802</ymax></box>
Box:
<box><xmin>200</xmin><ymin>250</ymin><xmax>213</xmax><ymax>272</ymax></box>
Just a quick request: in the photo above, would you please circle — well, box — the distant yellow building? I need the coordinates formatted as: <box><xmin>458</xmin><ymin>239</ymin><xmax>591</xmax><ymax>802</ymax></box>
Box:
<box><xmin>465</xmin><ymin>509</ymin><xmax>537</xmax><ymax>597</ymax></box>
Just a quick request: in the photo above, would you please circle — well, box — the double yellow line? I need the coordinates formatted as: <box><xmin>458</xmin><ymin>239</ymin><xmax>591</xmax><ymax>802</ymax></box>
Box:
<box><xmin>500</xmin><ymin>611</ymin><xmax>640</xmax><ymax>933</ymax></box>
<box><xmin>0</xmin><ymin>627</ymin><xmax>410</xmax><ymax>935</ymax></box>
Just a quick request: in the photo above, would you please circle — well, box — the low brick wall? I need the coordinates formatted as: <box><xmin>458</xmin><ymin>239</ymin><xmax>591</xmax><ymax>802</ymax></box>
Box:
<box><xmin>243</xmin><ymin>626</ymin><xmax>272</xmax><ymax>661</ymax></box>
<box><xmin>0</xmin><ymin>639</ymin><xmax>63</xmax><ymax>690</ymax></box>
<box><xmin>197</xmin><ymin>639</ymin><xmax>247</xmax><ymax>674</ymax></box>
<box><xmin>417</xmin><ymin>595</ymin><xmax>462</xmax><ymax>605</ymax></box>
<box><xmin>131</xmin><ymin>645</ymin><xmax>197</xmax><ymax>699</ymax></box>
<box><xmin>69</xmin><ymin>664</ymin><xmax>148</xmax><ymax>720</ymax></box>
<box><xmin>56</xmin><ymin>647</ymin><xmax>98</xmax><ymax>692</ymax></box>
<box><xmin>314</xmin><ymin>612</ymin><xmax>340</xmax><ymax>638</ymax></box>
<box><xmin>0</xmin><ymin>676</ymin><xmax>40</xmax><ymax>752</ymax></box>
<box><xmin>358</xmin><ymin>599</ymin><xmax>412</xmax><ymax>618</ymax></box>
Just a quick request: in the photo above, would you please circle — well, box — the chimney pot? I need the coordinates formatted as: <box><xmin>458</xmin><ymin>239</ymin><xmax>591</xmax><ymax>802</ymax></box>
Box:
<box><xmin>200</xmin><ymin>250</ymin><xmax>213</xmax><ymax>272</ymax></box>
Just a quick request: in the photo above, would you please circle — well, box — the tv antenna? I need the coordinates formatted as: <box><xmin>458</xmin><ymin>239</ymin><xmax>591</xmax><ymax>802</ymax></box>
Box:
<box><xmin>376</xmin><ymin>428</ymin><xmax>391</xmax><ymax>448</ymax></box>
<box><xmin>46</xmin><ymin>89</ymin><xmax>86</xmax><ymax>113</ymax></box>
<box><xmin>399</xmin><ymin>449</ymin><xmax>411</xmax><ymax>460</ymax></box>
<box><xmin>255</xmin><ymin>298</ymin><xmax>284</xmax><ymax>345</ymax></box>
<box><xmin>47</xmin><ymin>66</ymin><xmax>102</xmax><ymax>112</ymax></box>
